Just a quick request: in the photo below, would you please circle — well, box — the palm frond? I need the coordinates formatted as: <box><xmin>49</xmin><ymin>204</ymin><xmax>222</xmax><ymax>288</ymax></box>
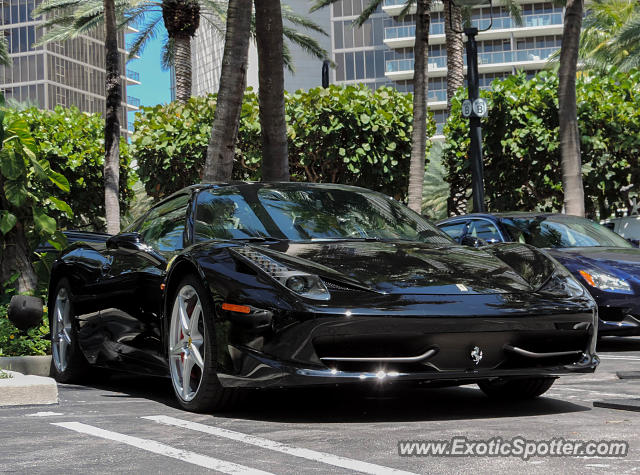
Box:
<box><xmin>283</xmin><ymin>26</ymin><xmax>329</xmax><ymax>61</ymax></box>
<box><xmin>128</xmin><ymin>13</ymin><xmax>164</xmax><ymax>59</ymax></box>
<box><xmin>161</xmin><ymin>36</ymin><xmax>174</xmax><ymax>70</ymax></box>
<box><xmin>309</xmin><ymin>0</ymin><xmax>339</xmax><ymax>14</ymax></box>
<box><xmin>354</xmin><ymin>0</ymin><xmax>385</xmax><ymax>26</ymax></box>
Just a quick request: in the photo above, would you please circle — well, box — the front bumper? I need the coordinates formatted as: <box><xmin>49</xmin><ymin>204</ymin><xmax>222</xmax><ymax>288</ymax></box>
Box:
<box><xmin>217</xmin><ymin>310</ymin><xmax>599</xmax><ymax>389</ymax></box>
<box><xmin>218</xmin><ymin>348</ymin><xmax>599</xmax><ymax>389</ymax></box>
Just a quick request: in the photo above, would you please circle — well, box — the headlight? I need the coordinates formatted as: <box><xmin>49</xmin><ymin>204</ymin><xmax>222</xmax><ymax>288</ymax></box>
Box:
<box><xmin>578</xmin><ymin>269</ymin><xmax>633</xmax><ymax>294</ymax></box>
<box><xmin>539</xmin><ymin>270</ymin><xmax>587</xmax><ymax>298</ymax></box>
<box><xmin>232</xmin><ymin>247</ymin><xmax>331</xmax><ymax>301</ymax></box>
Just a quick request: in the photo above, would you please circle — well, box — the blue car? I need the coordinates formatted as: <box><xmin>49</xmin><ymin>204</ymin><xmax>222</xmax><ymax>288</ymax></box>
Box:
<box><xmin>437</xmin><ymin>213</ymin><xmax>640</xmax><ymax>337</ymax></box>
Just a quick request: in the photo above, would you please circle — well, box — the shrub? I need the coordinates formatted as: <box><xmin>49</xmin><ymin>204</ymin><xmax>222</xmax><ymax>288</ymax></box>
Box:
<box><xmin>443</xmin><ymin>69</ymin><xmax>640</xmax><ymax>218</ymax></box>
<box><xmin>133</xmin><ymin>85</ymin><xmax>435</xmax><ymax>201</ymax></box>
<box><xmin>21</xmin><ymin>106</ymin><xmax>134</xmax><ymax>231</ymax></box>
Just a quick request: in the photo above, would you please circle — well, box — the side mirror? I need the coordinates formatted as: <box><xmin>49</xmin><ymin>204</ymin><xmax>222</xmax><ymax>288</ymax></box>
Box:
<box><xmin>106</xmin><ymin>232</ymin><xmax>143</xmax><ymax>251</ymax></box>
<box><xmin>461</xmin><ymin>235</ymin><xmax>488</xmax><ymax>248</ymax></box>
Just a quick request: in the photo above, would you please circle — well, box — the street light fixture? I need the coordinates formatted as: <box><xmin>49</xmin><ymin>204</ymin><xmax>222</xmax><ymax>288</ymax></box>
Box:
<box><xmin>448</xmin><ymin>0</ymin><xmax>493</xmax><ymax>213</ymax></box>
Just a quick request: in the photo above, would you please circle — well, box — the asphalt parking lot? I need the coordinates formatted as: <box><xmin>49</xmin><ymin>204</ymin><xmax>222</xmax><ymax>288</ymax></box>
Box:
<box><xmin>1</xmin><ymin>337</ymin><xmax>640</xmax><ymax>474</ymax></box>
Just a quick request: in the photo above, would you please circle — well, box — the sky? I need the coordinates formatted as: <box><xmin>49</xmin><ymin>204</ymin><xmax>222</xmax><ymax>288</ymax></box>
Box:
<box><xmin>126</xmin><ymin>32</ymin><xmax>172</xmax><ymax>110</ymax></box>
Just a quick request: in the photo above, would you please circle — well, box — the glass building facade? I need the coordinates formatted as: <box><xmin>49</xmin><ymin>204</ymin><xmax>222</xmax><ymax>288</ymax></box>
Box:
<box><xmin>0</xmin><ymin>0</ymin><xmax>140</xmax><ymax>134</ymax></box>
<box><xmin>330</xmin><ymin>0</ymin><xmax>565</xmax><ymax>136</ymax></box>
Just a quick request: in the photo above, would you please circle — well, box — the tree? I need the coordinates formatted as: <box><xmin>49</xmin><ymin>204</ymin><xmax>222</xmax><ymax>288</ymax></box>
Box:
<box><xmin>312</xmin><ymin>0</ymin><xmax>432</xmax><ymax>211</ymax></box>
<box><xmin>558</xmin><ymin>0</ymin><xmax>585</xmax><ymax>216</ymax></box>
<box><xmin>255</xmin><ymin>0</ymin><xmax>289</xmax><ymax>182</ymax></box>
<box><xmin>161</xmin><ymin>0</ymin><xmax>201</xmax><ymax>102</ymax></box>
<box><xmin>0</xmin><ymin>101</ymin><xmax>71</xmax><ymax>295</ymax></box>
<box><xmin>202</xmin><ymin>0</ymin><xmax>252</xmax><ymax>182</ymax></box>
<box><xmin>443</xmin><ymin>4</ymin><xmax>463</xmax><ymax>110</ymax></box>
<box><xmin>407</xmin><ymin>0</ymin><xmax>431</xmax><ymax>212</ymax></box>
<box><xmin>36</xmin><ymin>1</ymin><xmax>327</xmax><ymax>105</ymax></box>
<box><xmin>575</xmin><ymin>0</ymin><xmax>640</xmax><ymax>71</ymax></box>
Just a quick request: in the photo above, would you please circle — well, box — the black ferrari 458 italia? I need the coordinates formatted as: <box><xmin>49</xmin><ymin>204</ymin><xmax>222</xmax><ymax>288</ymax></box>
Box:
<box><xmin>48</xmin><ymin>183</ymin><xmax>599</xmax><ymax>412</ymax></box>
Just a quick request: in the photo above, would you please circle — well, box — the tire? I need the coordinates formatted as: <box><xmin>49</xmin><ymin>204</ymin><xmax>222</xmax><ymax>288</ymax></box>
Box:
<box><xmin>168</xmin><ymin>274</ymin><xmax>238</xmax><ymax>412</ymax></box>
<box><xmin>477</xmin><ymin>377</ymin><xmax>556</xmax><ymax>400</ymax></box>
<box><xmin>49</xmin><ymin>278</ymin><xmax>89</xmax><ymax>383</ymax></box>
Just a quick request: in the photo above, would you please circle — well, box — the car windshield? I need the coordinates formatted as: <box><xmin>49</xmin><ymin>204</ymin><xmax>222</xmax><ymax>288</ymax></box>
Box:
<box><xmin>500</xmin><ymin>215</ymin><xmax>632</xmax><ymax>249</ymax></box>
<box><xmin>194</xmin><ymin>186</ymin><xmax>453</xmax><ymax>246</ymax></box>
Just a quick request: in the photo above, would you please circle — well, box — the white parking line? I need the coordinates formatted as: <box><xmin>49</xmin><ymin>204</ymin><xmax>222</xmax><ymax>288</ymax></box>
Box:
<box><xmin>144</xmin><ymin>415</ymin><xmax>419</xmax><ymax>475</ymax></box>
<box><xmin>599</xmin><ymin>355</ymin><xmax>640</xmax><ymax>361</ymax></box>
<box><xmin>52</xmin><ymin>422</ymin><xmax>273</xmax><ymax>474</ymax></box>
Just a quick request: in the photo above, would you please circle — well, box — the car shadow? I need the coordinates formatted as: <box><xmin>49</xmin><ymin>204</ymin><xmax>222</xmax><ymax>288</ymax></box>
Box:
<box><xmin>597</xmin><ymin>336</ymin><xmax>640</xmax><ymax>353</ymax></box>
<box><xmin>78</xmin><ymin>374</ymin><xmax>591</xmax><ymax>424</ymax></box>
<box><xmin>222</xmin><ymin>384</ymin><xmax>590</xmax><ymax>423</ymax></box>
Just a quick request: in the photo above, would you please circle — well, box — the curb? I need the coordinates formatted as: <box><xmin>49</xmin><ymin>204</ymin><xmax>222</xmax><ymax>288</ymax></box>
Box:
<box><xmin>0</xmin><ymin>355</ymin><xmax>51</xmax><ymax>377</ymax></box>
<box><xmin>0</xmin><ymin>371</ymin><xmax>58</xmax><ymax>407</ymax></box>
<box><xmin>593</xmin><ymin>399</ymin><xmax>640</xmax><ymax>413</ymax></box>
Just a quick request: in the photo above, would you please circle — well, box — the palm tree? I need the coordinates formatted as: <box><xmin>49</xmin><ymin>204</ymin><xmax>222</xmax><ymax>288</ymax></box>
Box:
<box><xmin>578</xmin><ymin>0</ymin><xmax>640</xmax><ymax>71</ymax></box>
<box><xmin>407</xmin><ymin>0</ymin><xmax>432</xmax><ymax>212</ymax></box>
<box><xmin>36</xmin><ymin>1</ymin><xmax>327</xmax><ymax>104</ymax></box>
<box><xmin>255</xmin><ymin>0</ymin><xmax>289</xmax><ymax>182</ymax></box>
<box><xmin>160</xmin><ymin>0</ymin><xmax>201</xmax><ymax>102</ymax></box>
<box><xmin>202</xmin><ymin>0</ymin><xmax>252</xmax><ymax>182</ymax></box>
<box><xmin>203</xmin><ymin>2</ymin><xmax>329</xmax><ymax>182</ymax></box>
<box><xmin>443</xmin><ymin>4</ymin><xmax>463</xmax><ymax>110</ymax></box>
<box><xmin>558</xmin><ymin>0</ymin><xmax>585</xmax><ymax>216</ymax></box>
<box><xmin>312</xmin><ymin>0</ymin><xmax>432</xmax><ymax>211</ymax></box>
<box><xmin>104</xmin><ymin>0</ymin><xmax>122</xmax><ymax>234</ymax></box>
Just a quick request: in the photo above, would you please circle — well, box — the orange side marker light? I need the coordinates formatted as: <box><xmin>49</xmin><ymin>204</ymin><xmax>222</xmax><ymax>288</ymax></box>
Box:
<box><xmin>222</xmin><ymin>303</ymin><xmax>251</xmax><ymax>314</ymax></box>
<box><xmin>579</xmin><ymin>270</ymin><xmax>595</xmax><ymax>287</ymax></box>
<box><xmin>160</xmin><ymin>283</ymin><xmax>166</xmax><ymax>291</ymax></box>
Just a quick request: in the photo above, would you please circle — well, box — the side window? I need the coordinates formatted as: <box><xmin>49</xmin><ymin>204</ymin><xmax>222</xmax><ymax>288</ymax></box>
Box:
<box><xmin>438</xmin><ymin>221</ymin><xmax>468</xmax><ymax>243</ymax></box>
<box><xmin>468</xmin><ymin>220</ymin><xmax>502</xmax><ymax>243</ymax></box>
<box><xmin>138</xmin><ymin>194</ymin><xmax>191</xmax><ymax>252</ymax></box>
<box><xmin>194</xmin><ymin>190</ymin><xmax>269</xmax><ymax>242</ymax></box>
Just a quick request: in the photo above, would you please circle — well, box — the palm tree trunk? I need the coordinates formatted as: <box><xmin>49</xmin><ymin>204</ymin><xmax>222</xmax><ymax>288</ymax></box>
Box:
<box><xmin>255</xmin><ymin>0</ymin><xmax>289</xmax><ymax>182</ymax></box>
<box><xmin>0</xmin><ymin>220</ymin><xmax>37</xmax><ymax>295</ymax></box>
<box><xmin>103</xmin><ymin>0</ymin><xmax>121</xmax><ymax>234</ymax></box>
<box><xmin>407</xmin><ymin>0</ymin><xmax>431</xmax><ymax>213</ymax></box>
<box><xmin>444</xmin><ymin>4</ymin><xmax>463</xmax><ymax>110</ymax></box>
<box><xmin>558</xmin><ymin>0</ymin><xmax>585</xmax><ymax>216</ymax></box>
<box><xmin>174</xmin><ymin>35</ymin><xmax>192</xmax><ymax>102</ymax></box>
<box><xmin>203</xmin><ymin>0</ymin><xmax>252</xmax><ymax>182</ymax></box>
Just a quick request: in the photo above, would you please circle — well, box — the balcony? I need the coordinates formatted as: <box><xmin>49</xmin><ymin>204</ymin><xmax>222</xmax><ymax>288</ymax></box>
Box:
<box><xmin>384</xmin><ymin>22</ymin><xmax>445</xmax><ymax>47</ymax></box>
<box><xmin>385</xmin><ymin>56</ymin><xmax>447</xmax><ymax>80</ymax></box>
<box><xmin>126</xmin><ymin>69</ymin><xmax>140</xmax><ymax>83</ymax></box>
<box><xmin>384</xmin><ymin>46</ymin><xmax>559</xmax><ymax>80</ymax></box>
<box><xmin>384</xmin><ymin>13</ymin><xmax>563</xmax><ymax>48</ymax></box>
<box><xmin>127</xmin><ymin>96</ymin><xmax>141</xmax><ymax>109</ymax></box>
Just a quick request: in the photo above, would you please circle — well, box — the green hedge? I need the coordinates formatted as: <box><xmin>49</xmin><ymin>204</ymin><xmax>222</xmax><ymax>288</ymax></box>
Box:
<box><xmin>443</xmin><ymin>69</ymin><xmax>640</xmax><ymax>218</ymax></box>
<box><xmin>21</xmin><ymin>106</ymin><xmax>134</xmax><ymax>231</ymax></box>
<box><xmin>133</xmin><ymin>85</ymin><xmax>435</xmax><ymax>201</ymax></box>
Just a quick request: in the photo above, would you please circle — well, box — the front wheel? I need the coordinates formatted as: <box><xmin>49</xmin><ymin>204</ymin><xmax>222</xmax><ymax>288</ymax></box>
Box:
<box><xmin>478</xmin><ymin>377</ymin><xmax>555</xmax><ymax>400</ymax></box>
<box><xmin>49</xmin><ymin>278</ymin><xmax>89</xmax><ymax>383</ymax></box>
<box><xmin>168</xmin><ymin>275</ymin><xmax>237</xmax><ymax>412</ymax></box>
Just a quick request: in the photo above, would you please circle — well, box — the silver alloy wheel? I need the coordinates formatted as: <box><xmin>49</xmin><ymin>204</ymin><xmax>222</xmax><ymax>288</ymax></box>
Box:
<box><xmin>52</xmin><ymin>287</ymin><xmax>72</xmax><ymax>373</ymax></box>
<box><xmin>169</xmin><ymin>284</ymin><xmax>206</xmax><ymax>402</ymax></box>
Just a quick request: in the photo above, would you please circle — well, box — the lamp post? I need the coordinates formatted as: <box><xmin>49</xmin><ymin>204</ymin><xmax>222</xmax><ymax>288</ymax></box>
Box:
<box><xmin>448</xmin><ymin>0</ymin><xmax>493</xmax><ymax>213</ymax></box>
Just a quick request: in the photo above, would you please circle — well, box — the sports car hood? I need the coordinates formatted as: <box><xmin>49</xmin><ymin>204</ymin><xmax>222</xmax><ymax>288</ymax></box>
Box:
<box><xmin>252</xmin><ymin>241</ymin><xmax>534</xmax><ymax>295</ymax></box>
<box><xmin>547</xmin><ymin>247</ymin><xmax>640</xmax><ymax>278</ymax></box>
